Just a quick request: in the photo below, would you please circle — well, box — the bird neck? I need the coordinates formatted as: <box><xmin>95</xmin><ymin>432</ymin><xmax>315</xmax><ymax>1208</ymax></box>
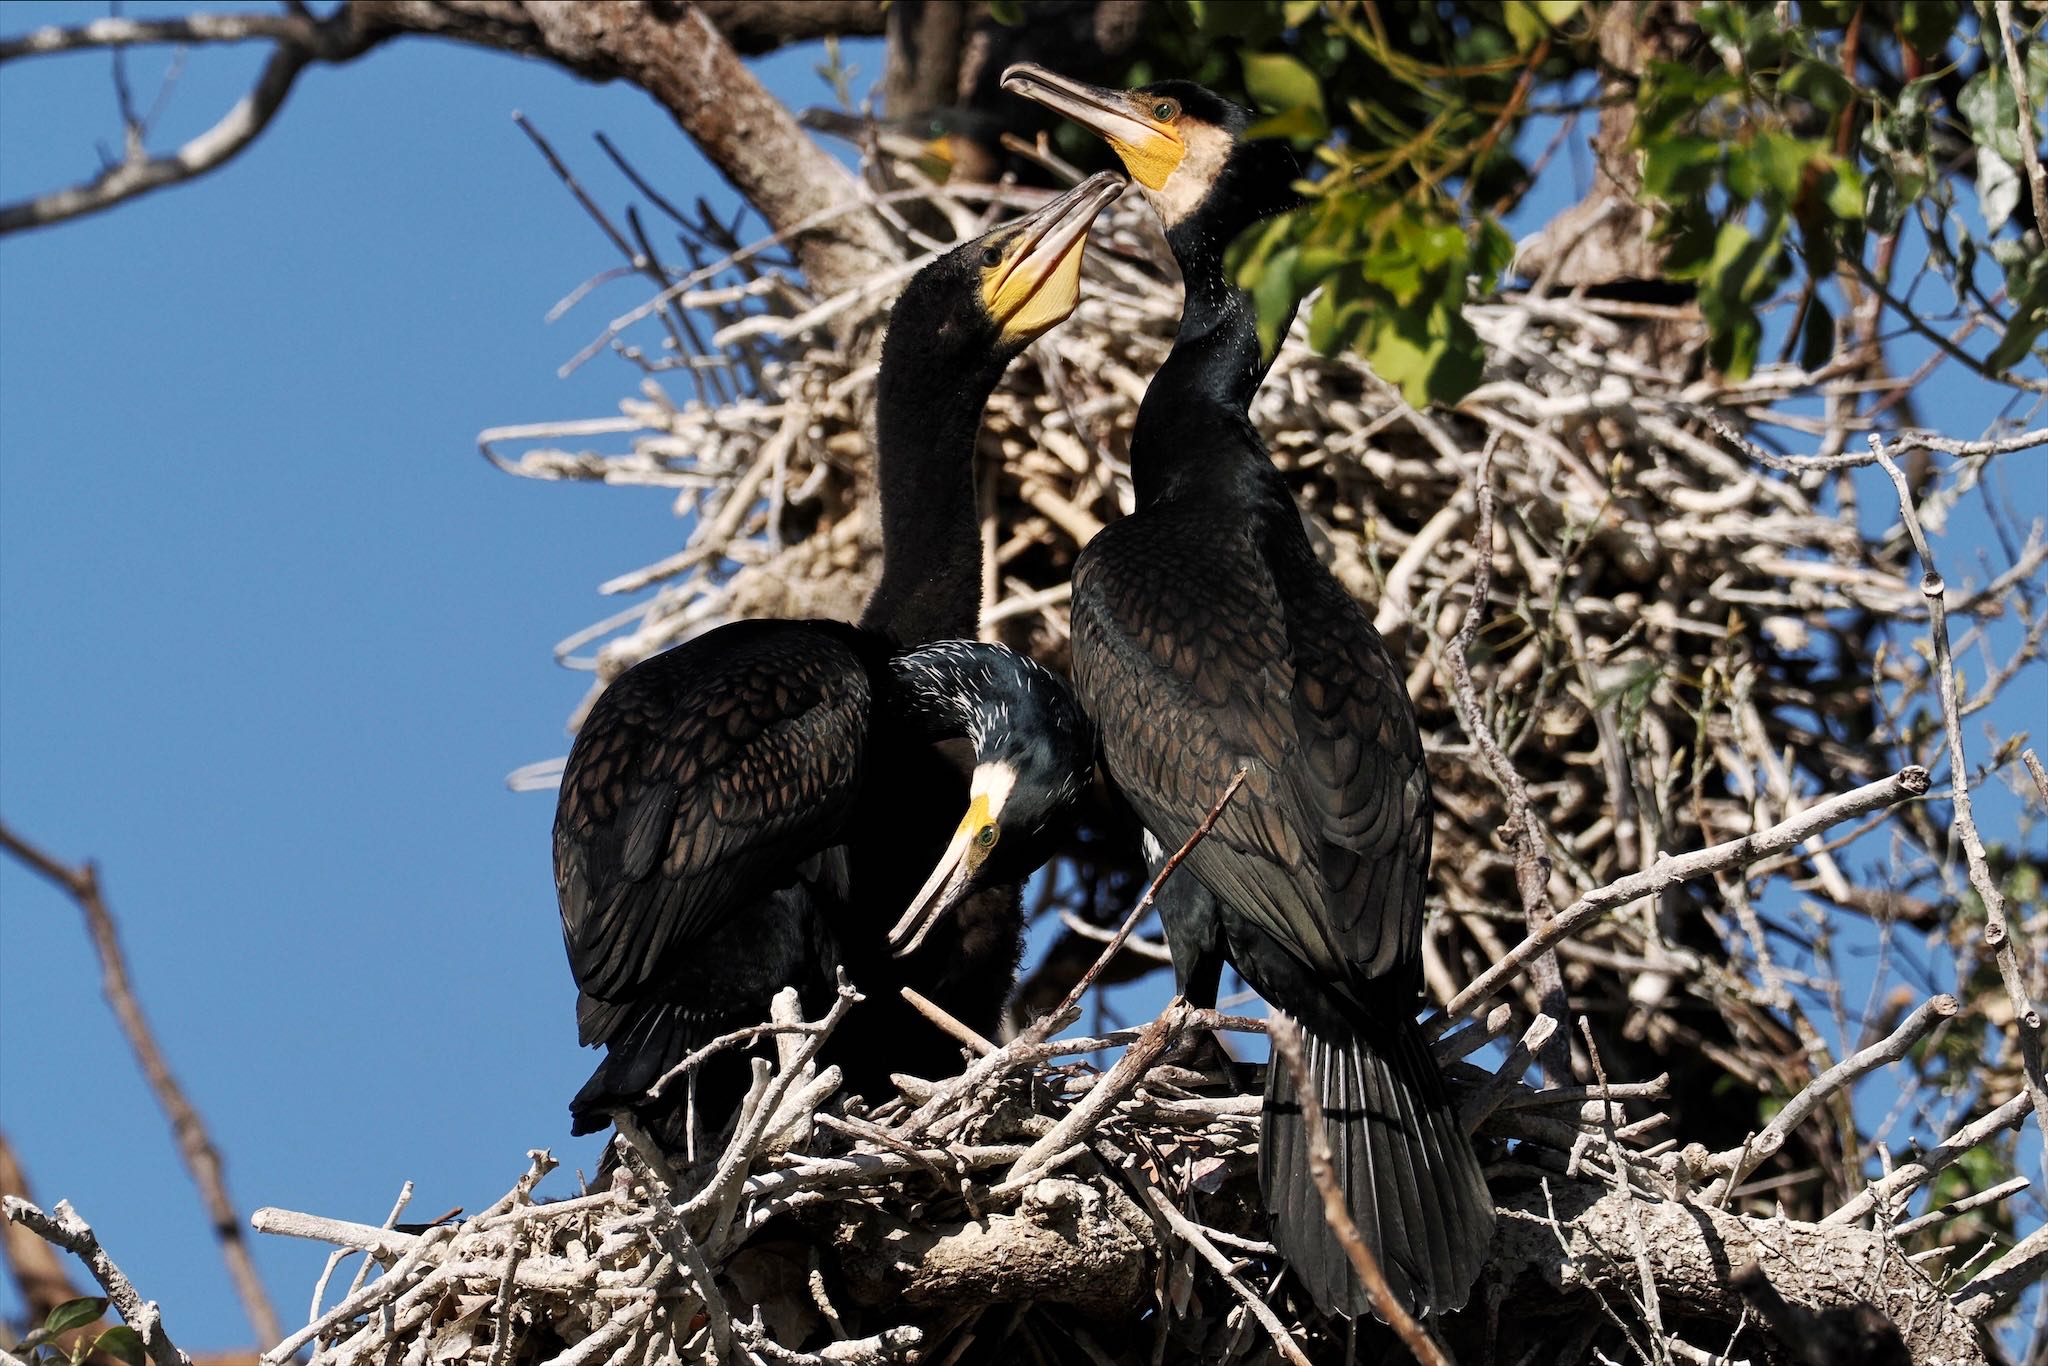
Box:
<box><xmin>1128</xmin><ymin>137</ymin><xmax>1304</xmax><ymax>508</ymax></box>
<box><xmin>880</xmin><ymin>640</ymin><xmax>1009</xmax><ymax>749</ymax></box>
<box><xmin>862</xmin><ymin>346</ymin><xmax>1011</xmax><ymax>645</ymax></box>
<box><xmin>1129</xmin><ymin>235</ymin><xmax>1300</xmax><ymax>508</ymax></box>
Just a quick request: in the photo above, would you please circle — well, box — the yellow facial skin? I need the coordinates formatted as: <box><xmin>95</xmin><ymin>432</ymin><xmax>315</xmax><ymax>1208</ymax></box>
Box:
<box><xmin>975</xmin><ymin>170</ymin><xmax>1126</xmax><ymax>345</ymax></box>
<box><xmin>1107</xmin><ymin>97</ymin><xmax>1188</xmax><ymax>191</ymax></box>
<box><xmin>1000</xmin><ymin>64</ymin><xmax>1188</xmax><ymax>191</ymax></box>
<box><xmin>886</xmin><ymin>767</ymin><xmax>1017</xmax><ymax>957</ymax></box>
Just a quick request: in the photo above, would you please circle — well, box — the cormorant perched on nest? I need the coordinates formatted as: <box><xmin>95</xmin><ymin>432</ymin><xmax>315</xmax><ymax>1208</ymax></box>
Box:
<box><xmin>1005</xmin><ymin>66</ymin><xmax>1495</xmax><ymax>1320</ymax></box>
<box><xmin>555</xmin><ymin>173</ymin><xmax>1125</xmax><ymax>1157</ymax></box>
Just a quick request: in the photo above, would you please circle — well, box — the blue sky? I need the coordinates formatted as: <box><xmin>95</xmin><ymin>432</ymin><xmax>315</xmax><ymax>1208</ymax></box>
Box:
<box><xmin>0</xmin><ymin>2</ymin><xmax>894</xmax><ymax>1345</ymax></box>
<box><xmin>2</xmin><ymin>3</ymin><xmax>2042</xmax><ymax>1355</ymax></box>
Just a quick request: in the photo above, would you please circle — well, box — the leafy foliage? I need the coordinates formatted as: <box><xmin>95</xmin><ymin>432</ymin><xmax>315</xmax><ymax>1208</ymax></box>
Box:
<box><xmin>1089</xmin><ymin>0</ymin><xmax>2047</xmax><ymax>402</ymax></box>
<box><xmin>8</xmin><ymin>1298</ymin><xmax>145</xmax><ymax>1366</ymax></box>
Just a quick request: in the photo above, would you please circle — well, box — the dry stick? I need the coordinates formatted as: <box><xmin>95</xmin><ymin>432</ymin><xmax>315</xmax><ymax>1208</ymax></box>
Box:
<box><xmin>1050</xmin><ymin>767</ymin><xmax>1251</xmax><ymax>1026</ymax></box>
<box><xmin>0</xmin><ymin>821</ymin><xmax>283</xmax><ymax>1347</ymax></box>
<box><xmin>895</xmin><ymin>770</ymin><xmax>1249</xmax><ymax>1140</ymax></box>
<box><xmin>1870</xmin><ymin>437</ymin><xmax>2048</xmax><ymax>1148</ymax></box>
<box><xmin>3</xmin><ymin>1198</ymin><xmax>188</xmax><ymax>1366</ymax></box>
<box><xmin>1952</xmin><ymin>1219</ymin><xmax>2048</xmax><ymax>1320</ymax></box>
<box><xmin>1702</xmin><ymin>993</ymin><xmax>1958</xmax><ymax>1203</ymax></box>
<box><xmin>1574</xmin><ymin>1020</ymin><xmax>1663</xmax><ymax>1348</ymax></box>
<box><xmin>1991</xmin><ymin>0</ymin><xmax>2048</xmax><ymax>244</ymax></box>
<box><xmin>1824</xmin><ymin>1089</ymin><xmax>2036</xmax><ymax>1227</ymax></box>
<box><xmin>642</xmin><ymin>1018</ymin><xmax>832</xmax><ymax>1103</ymax></box>
<box><xmin>612</xmin><ymin>1116</ymin><xmax>730</xmax><ymax>1365</ymax></box>
<box><xmin>1117</xmin><ymin>1160</ymin><xmax>1315</xmax><ymax>1366</ymax></box>
<box><xmin>899</xmin><ymin>986</ymin><xmax>996</xmax><ymax>1056</ymax></box>
<box><xmin>1440</xmin><ymin>441</ymin><xmax>1572</xmax><ymax>1081</ymax></box>
<box><xmin>1266</xmin><ymin>1017</ymin><xmax>1455</xmax><ymax>1366</ymax></box>
<box><xmin>1442</xmin><ymin>766</ymin><xmax>1930</xmax><ymax>1022</ymax></box>
<box><xmin>2025</xmin><ymin>747</ymin><xmax>2048</xmax><ymax>810</ymax></box>
<box><xmin>1894</xmin><ymin>1175</ymin><xmax>2031</xmax><ymax>1237</ymax></box>
<box><xmin>995</xmin><ymin>999</ymin><xmax>1192</xmax><ymax>1196</ymax></box>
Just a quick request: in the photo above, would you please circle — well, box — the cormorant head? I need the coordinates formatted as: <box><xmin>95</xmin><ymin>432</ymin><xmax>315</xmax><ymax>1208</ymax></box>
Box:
<box><xmin>884</xmin><ymin>169</ymin><xmax>1126</xmax><ymax>372</ymax></box>
<box><xmin>999</xmin><ymin>64</ymin><xmax>1302</xmax><ymax>244</ymax></box>
<box><xmin>884</xmin><ymin>643</ymin><xmax>1096</xmax><ymax>957</ymax></box>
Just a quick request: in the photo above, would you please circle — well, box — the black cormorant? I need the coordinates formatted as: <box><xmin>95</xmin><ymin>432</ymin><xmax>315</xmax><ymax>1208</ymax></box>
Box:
<box><xmin>1003</xmin><ymin>66</ymin><xmax>1495</xmax><ymax>1320</ymax></box>
<box><xmin>556</xmin><ymin>172</ymin><xmax>1123</xmax><ymax>1154</ymax></box>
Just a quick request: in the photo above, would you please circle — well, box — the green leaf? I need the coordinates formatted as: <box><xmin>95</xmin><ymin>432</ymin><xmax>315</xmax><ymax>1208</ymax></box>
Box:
<box><xmin>1958</xmin><ymin>68</ymin><xmax>2023</xmax><ymax>163</ymax></box>
<box><xmin>1985</xmin><ymin>266</ymin><xmax>2048</xmax><ymax>373</ymax></box>
<box><xmin>1244</xmin><ymin>104</ymin><xmax>1328</xmax><ymax>142</ymax></box>
<box><xmin>1797</xmin><ymin>295</ymin><xmax>1835</xmax><ymax>372</ymax></box>
<box><xmin>1899</xmin><ymin>0</ymin><xmax>1960</xmax><ymax>60</ymax></box>
<box><xmin>1779</xmin><ymin>58</ymin><xmax>1853</xmax><ymax>114</ymax></box>
<box><xmin>1251</xmin><ymin>245</ymin><xmax>1302</xmax><ymax>358</ymax></box>
<box><xmin>44</xmin><ymin>1301</ymin><xmax>108</xmax><ymax>1340</ymax></box>
<box><xmin>985</xmin><ymin>0</ymin><xmax>1024</xmax><ymax>24</ymax></box>
<box><xmin>92</xmin><ymin>1328</ymin><xmax>145</xmax><ymax>1366</ymax></box>
<box><xmin>1978</xmin><ymin>151</ymin><xmax>2021</xmax><ymax>233</ymax></box>
<box><xmin>1641</xmin><ymin>135</ymin><xmax>1720</xmax><ymax>202</ymax></box>
<box><xmin>1241</xmin><ymin>51</ymin><xmax>1325</xmax><ymax>122</ymax></box>
<box><xmin>1474</xmin><ymin>217</ymin><xmax>1515</xmax><ymax>290</ymax></box>
<box><xmin>1822</xmin><ymin>158</ymin><xmax>1863</xmax><ymax>220</ymax></box>
<box><xmin>1503</xmin><ymin>0</ymin><xmax>1546</xmax><ymax>51</ymax></box>
<box><xmin>1282</xmin><ymin>0</ymin><xmax>1322</xmax><ymax>26</ymax></box>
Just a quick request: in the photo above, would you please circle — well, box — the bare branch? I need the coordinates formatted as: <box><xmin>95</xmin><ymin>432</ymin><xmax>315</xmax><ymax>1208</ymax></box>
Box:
<box><xmin>1870</xmin><ymin>435</ymin><xmax>2048</xmax><ymax>1147</ymax></box>
<box><xmin>3</xmin><ymin>1198</ymin><xmax>189</xmax><ymax>1366</ymax></box>
<box><xmin>1702</xmin><ymin>994</ymin><xmax>1959</xmax><ymax>1202</ymax></box>
<box><xmin>1824</xmin><ymin>1089</ymin><xmax>2036</xmax><ymax>1227</ymax></box>
<box><xmin>0</xmin><ymin>821</ymin><xmax>282</xmax><ymax>1346</ymax></box>
<box><xmin>0</xmin><ymin>12</ymin><xmax>312</xmax><ymax>59</ymax></box>
<box><xmin>1992</xmin><ymin>0</ymin><xmax>2048</xmax><ymax>244</ymax></box>
<box><xmin>1444</xmin><ymin>767</ymin><xmax>1931</xmax><ymax>1020</ymax></box>
<box><xmin>1440</xmin><ymin>437</ymin><xmax>1572</xmax><ymax>1080</ymax></box>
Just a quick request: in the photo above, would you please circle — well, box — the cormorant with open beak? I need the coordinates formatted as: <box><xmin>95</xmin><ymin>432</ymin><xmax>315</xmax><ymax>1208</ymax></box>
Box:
<box><xmin>1004</xmin><ymin>65</ymin><xmax>1495</xmax><ymax>1320</ymax></box>
<box><xmin>556</xmin><ymin>173</ymin><xmax>1122</xmax><ymax>1154</ymax></box>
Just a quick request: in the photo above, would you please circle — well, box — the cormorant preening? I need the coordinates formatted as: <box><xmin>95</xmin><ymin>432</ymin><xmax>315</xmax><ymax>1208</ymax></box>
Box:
<box><xmin>555</xmin><ymin>173</ymin><xmax>1124</xmax><ymax>1155</ymax></box>
<box><xmin>1004</xmin><ymin>66</ymin><xmax>1495</xmax><ymax>1320</ymax></box>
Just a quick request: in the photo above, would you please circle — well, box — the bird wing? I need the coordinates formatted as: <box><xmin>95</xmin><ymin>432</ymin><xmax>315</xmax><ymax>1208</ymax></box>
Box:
<box><xmin>553</xmin><ymin>620</ymin><xmax>872</xmax><ymax>1010</ymax></box>
<box><xmin>1073</xmin><ymin>505</ymin><xmax>1428</xmax><ymax>991</ymax></box>
<box><xmin>1268</xmin><ymin>526</ymin><xmax>1432</xmax><ymax>981</ymax></box>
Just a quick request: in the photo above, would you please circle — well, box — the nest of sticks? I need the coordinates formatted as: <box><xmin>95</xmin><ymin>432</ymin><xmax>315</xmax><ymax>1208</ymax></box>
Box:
<box><xmin>312</xmin><ymin>137</ymin><xmax>2044</xmax><ymax>1365</ymax></box>
<box><xmin>244</xmin><ymin>945</ymin><xmax>1996</xmax><ymax>1366</ymax></box>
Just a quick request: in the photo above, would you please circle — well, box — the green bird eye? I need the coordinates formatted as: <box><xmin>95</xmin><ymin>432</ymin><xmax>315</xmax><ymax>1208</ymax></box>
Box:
<box><xmin>975</xmin><ymin>824</ymin><xmax>999</xmax><ymax>848</ymax></box>
<box><xmin>1152</xmin><ymin>99</ymin><xmax>1180</xmax><ymax>122</ymax></box>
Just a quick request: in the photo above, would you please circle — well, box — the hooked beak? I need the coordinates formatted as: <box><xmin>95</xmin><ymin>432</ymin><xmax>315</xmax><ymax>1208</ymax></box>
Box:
<box><xmin>1001</xmin><ymin>63</ymin><xmax>1184</xmax><ymax>191</ymax></box>
<box><xmin>981</xmin><ymin>169</ymin><xmax>1125</xmax><ymax>341</ymax></box>
<box><xmin>886</xmin><ymin>769</ymin><xmax>1014</xmax><ymax>957</ymax></box>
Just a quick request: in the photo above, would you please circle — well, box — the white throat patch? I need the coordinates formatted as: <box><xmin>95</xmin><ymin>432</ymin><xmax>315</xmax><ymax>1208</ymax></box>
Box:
<box><xmin>1147</xmin><ymin>122</ymin><xmax>1235</xmax><ymax>229</ymax></box>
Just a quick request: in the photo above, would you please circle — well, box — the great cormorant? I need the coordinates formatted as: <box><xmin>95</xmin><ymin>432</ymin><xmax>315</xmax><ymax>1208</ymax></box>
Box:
<box><xmin>556</xmin><ymin>173</ymin><xmax>1123</xmax><ymax>1154</ymax></box>
<box><xmin>1003</xmin><ymin>66</ymin><xmax>1495</xmax><ymax>1319</ymax></box>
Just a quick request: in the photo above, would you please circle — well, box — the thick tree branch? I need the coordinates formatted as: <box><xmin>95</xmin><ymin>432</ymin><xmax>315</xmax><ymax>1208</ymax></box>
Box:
<box><xmin>1496</xmin><ymin>1185</ymin><xmax>1982</xmax><ymax>1366</ymax></box>
<box><xmin>0</xmin><ymin>821</ymin><xmax>282</xmax><ymax>1348</ymax></box>
<box><xmin>0</xmin><ymin>1134</ymin><xmax>83</xmax><ymax>1327</ymax></box>
<box><xmin>0</xmin><ymin>15</ymin><xmax>376</xmax><ymax>235</ymax></box>
<box><xmin>4</xmin><ymin>2</ymin><xmax>896</xmax><ymax>294</ymax></box>
<box><xmin>3</xmin><ymin>1198</ymin><xmax>190</xmax><ymax>1366</ymax></box>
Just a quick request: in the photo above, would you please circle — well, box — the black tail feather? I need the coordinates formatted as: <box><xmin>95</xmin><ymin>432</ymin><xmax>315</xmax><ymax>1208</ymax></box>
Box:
<box><xmin>1261</xmin><ymin>1014</ymin><xmax>1494</xmax><ymax>1319</ymax></box>
<box><xmin>569</xmin><ymin>1000</ymin><xmax>751</xmax><ymax>1155</ymax></box>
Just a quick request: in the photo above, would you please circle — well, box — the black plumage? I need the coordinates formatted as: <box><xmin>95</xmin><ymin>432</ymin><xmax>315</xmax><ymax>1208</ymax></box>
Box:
<box><xmin>1005</xmin><ymin>66</ymin><xmax>1494</xmax><ymax>1319</ymax></box>
<box><xmin>554</xmin><ymin>173</ymin><xmax>1121</xmax><ymax>1154</ymax></box>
